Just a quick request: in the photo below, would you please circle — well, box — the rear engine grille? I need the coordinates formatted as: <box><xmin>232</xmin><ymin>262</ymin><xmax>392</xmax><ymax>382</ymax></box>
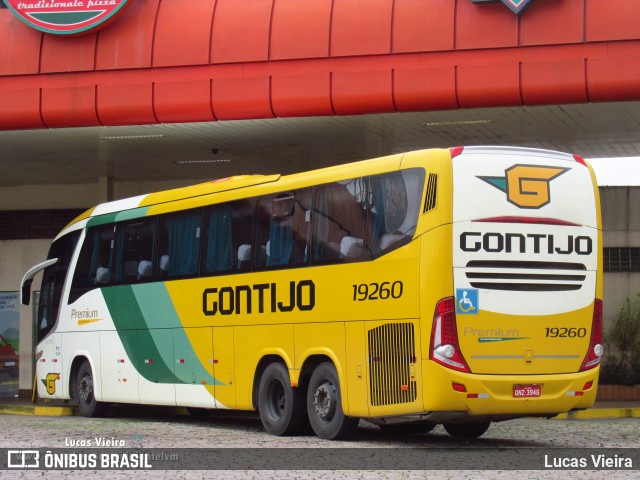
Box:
<box><xmin>465</xmin><ymin>260</ymin><xmax>586</xmax><ymax>291</ymax></box>
<box><xmin>367</xmin><ymin>322</ymin><xmax>417</xmax><ymax>407</ymax></box>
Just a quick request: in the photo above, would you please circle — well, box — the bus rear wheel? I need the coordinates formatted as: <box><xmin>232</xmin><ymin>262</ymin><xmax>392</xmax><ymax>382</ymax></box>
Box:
<box><xmin>258</xmin><ymin>362</ymin><xmax>306</xmax><ymax>436</ymax></box>
<box><xmin>75</xmin><ymin>361</ymin><xmax>106</xmax><ymax>418</ymax></box>
<box><xmin>307</xmin><ymin>362</ymin><xmax>358</xmax><ymax>440</ymax></box>
<box><xmin>443</xmin><ymin>420</ymin><xmax>491</xmax><ymax>439</ymax></box>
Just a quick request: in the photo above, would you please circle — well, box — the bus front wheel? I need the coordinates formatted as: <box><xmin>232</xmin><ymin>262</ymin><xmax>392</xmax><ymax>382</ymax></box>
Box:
<box><xmin>443</xmin><ymin>420</ymin><xmax>491</xmax><ymax>439</ymax></box>
<box><xmin>258</xmin><ymin>362</ymin><xmax>306</xmax><ymax>436</ymax></box>
<box><xmin>75</xmin><ymin>361</ymin><xmax>106</xmax><ymax>418</ymax></box>
<box><xmin>307</xmin><ymin>362</ymin><xmax>358</xmax><ymax>440</ymax></box>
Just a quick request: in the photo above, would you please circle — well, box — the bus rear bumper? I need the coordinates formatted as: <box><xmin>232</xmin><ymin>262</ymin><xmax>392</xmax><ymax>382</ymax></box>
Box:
<box><xmin>422</xmin><ymin>362</ymin><xmax>599</xmax><ymax>418</ymax></box>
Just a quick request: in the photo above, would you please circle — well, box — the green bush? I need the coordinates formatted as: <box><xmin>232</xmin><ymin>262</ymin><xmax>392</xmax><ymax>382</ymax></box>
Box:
<box><xmin>600</xmin><ymin>292</ymin><xmax>640</xmax><ymax>385</ymax></box>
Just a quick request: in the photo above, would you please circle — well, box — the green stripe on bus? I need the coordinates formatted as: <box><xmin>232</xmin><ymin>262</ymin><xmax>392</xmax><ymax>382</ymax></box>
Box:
<box><xmin>102</xmin><ymin>284</ymin><xmax>221</xmax><ymax>386</ymax></box>
<box><xmin>132</xmin><ymin>283</ymin><xmax>221</xmax><ymax>386</ymax></box>
<box><xmin>87</xmin><ymin>213</ymin><xmax>119</xmax><ymax>228</ymax></box>
<box><xmin>87</xmin><ymin>207</ymin><xmax>151</xmax><ymax>228</ymax></box>
<box><xmin>115</xmin><ymin>207</ymin><xmax>151</xmax><ymax>223</ymax></box>
<box><xmin>102</xmin><ymin>285</ymin><xmax>176</xmax><ymax>383</ymax></box>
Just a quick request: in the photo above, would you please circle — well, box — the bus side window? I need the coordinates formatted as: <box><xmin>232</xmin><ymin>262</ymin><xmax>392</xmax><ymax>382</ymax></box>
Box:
<box><xmin>69</xmin><ymin>225</ymin><xmax>115</xmax><ymax>303</ymax></box>
<box><xmin>366</xmin><ymin>169</ymin><xmax>425</xmax><ymax>257</ymax></box>
<box><xmin>257</xmin><ymin>190</ymin><xmax>312</xmax><ymax>269</ymax></box>
<box><xmin>156</xmin><ymin>209</ymin><xmax>202</xmax><ymax>279</ymax></box>
<box><xmin>312</xmin><ymin>178</ymin><xmax>367</xmax><ymax>264</ymax></box>
<box><xmin>202</xmin><ymin>199</ymin><xmax>254</xmax><ymax>274</ymax></box>
<box><xmin>114</xmin><ymin>219</ymin><xmax>156</xmax><ymax>284</ymax></box>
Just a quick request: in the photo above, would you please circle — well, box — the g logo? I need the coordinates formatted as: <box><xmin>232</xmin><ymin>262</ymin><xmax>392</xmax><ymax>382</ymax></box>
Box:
<box><xmin>42</xmin><ymin>373</ymin><xmax>58</xmax><ymax>395</ymax></box>
<box><xmin>479</xmin><ymin>165</ymin><xmax>568</xmax><ymax>209</ymax></box>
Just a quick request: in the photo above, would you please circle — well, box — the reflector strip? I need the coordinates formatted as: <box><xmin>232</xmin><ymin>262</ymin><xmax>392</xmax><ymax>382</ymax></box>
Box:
<box><xmin>474</xmin><ymin>216</ymin><xmax>579</xmax><ymax>226</ymax></box>
<box><xmin>452</xmin><ymin>383</ymin><xmax>467</xmax><ymax>393</ymax></box>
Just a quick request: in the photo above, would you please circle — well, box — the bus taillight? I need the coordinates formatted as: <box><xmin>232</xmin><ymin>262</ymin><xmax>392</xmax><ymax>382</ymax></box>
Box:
<box><xmin>580</xmin><ymin>298</ymin><xmax>603</xmax><ymax>371</ymax></box>
<box><xmin>572</xmin><ymin>154</ymin><xmax>587</xmax><ymax>166</ymax></box>
<box><xmin>450</xmin><ymin>146</ymin><xmax>464</xmax><ymax>158</ymax></box>
<box><xmin>430</xmin><ymin>297</ymin><xmax>470</xmax><ymax>373</ymax></box>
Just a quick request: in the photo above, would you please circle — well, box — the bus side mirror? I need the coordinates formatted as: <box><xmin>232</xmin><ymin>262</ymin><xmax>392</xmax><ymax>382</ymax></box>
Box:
<box><xmin>21</xmin><ymin>279</ymin><xmax>32</xmax><ymax>306</ymax></box>
<box><xmin>20</xmin><ymin>258</ymin><xmax>58</xmax><ymax>306</ymax></box>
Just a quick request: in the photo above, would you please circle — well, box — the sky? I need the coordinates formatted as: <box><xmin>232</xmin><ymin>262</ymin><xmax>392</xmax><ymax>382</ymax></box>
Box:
<box><xmin>587</xmin><ymin>157</ymin><xmax>640</xmax><ymax>186</ymax></box>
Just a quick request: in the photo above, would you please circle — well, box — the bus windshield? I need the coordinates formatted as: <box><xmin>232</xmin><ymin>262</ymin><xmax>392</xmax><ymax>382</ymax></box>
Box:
<box><xmin>36</xmin><ymin>231</ymin><xmax>80</xmax><ymax>343</ymax></box>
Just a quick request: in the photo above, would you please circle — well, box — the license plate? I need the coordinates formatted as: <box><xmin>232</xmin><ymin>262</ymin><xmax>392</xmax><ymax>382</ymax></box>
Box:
<box><xmin>513</xmin><ymin>384</ymin><xmax>541</xmax><ymax>398</ymax></box>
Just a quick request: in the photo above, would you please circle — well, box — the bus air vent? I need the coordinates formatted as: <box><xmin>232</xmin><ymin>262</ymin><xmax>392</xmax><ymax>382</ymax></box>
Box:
<box><xmin>465</xmin><ymin>260</ymin><xmax>587</xmax><ymax>291</ymax></box>
<box><xmin>423</xmin><ymin>173</ymin><xmax>438</xmax><ymax>213</ymax></box>
<box><xmin>367</xmin><ymin>322</ymin><xmax>417</xmax><ymax>406</ymax></box>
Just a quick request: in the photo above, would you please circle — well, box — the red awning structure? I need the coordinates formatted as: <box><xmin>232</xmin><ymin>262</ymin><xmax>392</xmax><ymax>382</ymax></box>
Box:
<box><xmin>1</xmin><ymin>0</ymin><xmax>639</xmax><ymax>131</ymax></box>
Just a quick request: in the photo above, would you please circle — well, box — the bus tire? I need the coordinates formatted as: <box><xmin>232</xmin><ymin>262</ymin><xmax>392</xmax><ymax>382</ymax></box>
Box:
<box><xmin>76</xmin><ymin>361</ymin><xmax>106</xmax><ymax>418</ymax></box>
<box><xmin>306</xmin><ymin>362</ymin><xmax>358</xmax><ymax>440</ymax></box>
<box><xmin>258</xmin><ymin>362</ymin><xmax>306</xmax><ymax>436</ymax></box>
<box><xmin>443</xmin><ymin>420</ymin><xmax>490</xmax><ymax>439</ymax></box>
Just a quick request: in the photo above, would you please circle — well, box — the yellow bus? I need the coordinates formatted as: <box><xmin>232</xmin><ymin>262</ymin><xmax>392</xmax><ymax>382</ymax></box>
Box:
<box><xmin>21</xmin><ymin>147</ymin><xmax>602</xmax><ymax>440</ymax></box>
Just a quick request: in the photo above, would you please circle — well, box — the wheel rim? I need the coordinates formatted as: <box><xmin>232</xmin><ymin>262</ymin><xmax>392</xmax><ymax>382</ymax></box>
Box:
<box><xmin>313</xmin><ymin>380</ymin><xmax>337</xmax><ymax>423</ymax></box>
<box><xmin>79</xmin><ymin>374</ymin><xmax>93</xmax><ymax>405</ymax></box>
<box><xmin>266</xmin><ymin>380</ymin><xmax>286</xmax><ymax>420</ymax></box>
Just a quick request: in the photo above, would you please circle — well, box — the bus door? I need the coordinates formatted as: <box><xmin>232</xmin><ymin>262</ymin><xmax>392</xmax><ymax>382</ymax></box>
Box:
<box><xmin>212</xmin><ymin>326</ymin><xmax>236</xmax><ymax>409</ymax></box>
<box><xmin>99</xmin><ymin>329</ymin><xmax>139</xmax><ymax>403</ymax></box>
<box><xmin>23</xmin><ymin>231</ymin><xmax>81</xmax><ymax>399</ymax></box>
<box><xmin>174</xmin><ymin>326</ymin><xmax>215</xmax><ymax>408</ymax></box>
<box><xmin>138</xmin><ymin>328</ymin><xmax>176</xmax><ymax>405</ymax></box>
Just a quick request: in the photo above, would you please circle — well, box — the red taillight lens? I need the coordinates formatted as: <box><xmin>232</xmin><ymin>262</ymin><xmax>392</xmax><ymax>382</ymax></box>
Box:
<box><xmin>430</xmin><ymin>297</ymin><xmax>470</xmax><ymax>373</ymax></box>
<box><xmin>573</xmin><ymin>154</ymin><xmax>587</xmax><ymax>166</ymax></box>
<box><xmin>580</xmin><ymin>299</ymin><xmax>603</xmax><ymax>371</ymax></box>
<box><xmin>450</xmin><ymin>146</ymin><xmax>464</xmax><ymax>158</ymax></box>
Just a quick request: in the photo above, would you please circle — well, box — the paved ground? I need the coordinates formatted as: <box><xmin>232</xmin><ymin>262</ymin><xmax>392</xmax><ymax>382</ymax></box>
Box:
<box><xmin>0</xmin><ymin>405</ymin><xmax>638</xmax><ymax>479</ymax></box>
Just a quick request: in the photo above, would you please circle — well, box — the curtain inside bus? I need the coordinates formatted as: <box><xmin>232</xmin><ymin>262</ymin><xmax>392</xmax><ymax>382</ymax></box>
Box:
<box><xmin>205</xmin><ymin>205</ymin><xmax>233</xmax><ymax>272</ymax></box>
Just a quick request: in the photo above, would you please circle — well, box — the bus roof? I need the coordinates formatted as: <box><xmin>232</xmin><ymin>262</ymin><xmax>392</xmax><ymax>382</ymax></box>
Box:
<box><xmin>65</xmin><ymin>174</ymin><xmax>280</xmax><ymax>231</ymax></box>
<box><xmin>60</xmin><ymin>150</ymin><xmax>415</xmax><ymax>235</ymax></box>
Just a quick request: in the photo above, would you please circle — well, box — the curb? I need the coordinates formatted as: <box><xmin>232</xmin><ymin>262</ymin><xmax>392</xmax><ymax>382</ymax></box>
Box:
<box><xmin>555</xmin><ymin>407</ymin><xmax>640</xmax><ymax>420</ymax></box>
<box><xmin>0</xmin><ymin>404</ymin><xmax>76</xmax><ymax>417</ymax></box>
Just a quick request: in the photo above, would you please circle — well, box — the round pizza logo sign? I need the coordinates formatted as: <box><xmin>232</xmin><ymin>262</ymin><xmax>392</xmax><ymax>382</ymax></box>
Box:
<box><xmin>2</xmin><ymin>0</ymin><xmax>131</xmax><ymax>35</ymax></box>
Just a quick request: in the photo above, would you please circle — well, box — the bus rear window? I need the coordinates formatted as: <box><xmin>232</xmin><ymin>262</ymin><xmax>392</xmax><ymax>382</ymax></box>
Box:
<box><xmin>312</xmin><ymin>168</ymin><xmax>425</xmax><ymax>264</ymax></box>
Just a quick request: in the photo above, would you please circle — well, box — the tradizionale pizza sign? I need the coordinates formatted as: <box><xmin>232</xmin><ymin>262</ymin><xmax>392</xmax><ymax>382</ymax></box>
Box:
<box><xmin>2</xmin><ymin>0</ymin><xmax>131</xmax><ymax>35</ymax></box>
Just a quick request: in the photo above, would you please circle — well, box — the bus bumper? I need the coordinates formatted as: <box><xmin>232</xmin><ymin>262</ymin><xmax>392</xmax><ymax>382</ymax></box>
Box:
<box><xmin>422</xmin><ymin>361</ymin><xmax>599</xmax><ymax>418</ymax></box>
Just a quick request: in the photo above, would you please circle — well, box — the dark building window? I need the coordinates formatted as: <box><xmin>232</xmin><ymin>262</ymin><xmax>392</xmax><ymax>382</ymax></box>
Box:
<box><xmin>604</xmin><ymin>247</ymin><xmax>640</xmax><ymax>272</ymax></box>
<box><xmin>0</xmin><ymin>210</ymin><xmax>85</xmax><ymax>240</ymax></box>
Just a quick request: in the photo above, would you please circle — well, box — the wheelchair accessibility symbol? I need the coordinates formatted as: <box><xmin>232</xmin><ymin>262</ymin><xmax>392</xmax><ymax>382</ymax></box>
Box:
<box><xmin>456</xmin><ymin>289</ymin><xmax>479</xmax><ymax>314</ymax></box>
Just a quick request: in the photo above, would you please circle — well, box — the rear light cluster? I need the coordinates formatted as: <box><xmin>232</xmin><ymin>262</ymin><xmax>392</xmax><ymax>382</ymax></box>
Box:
<box><xmin>450</xmin><ymin>146</ymin><xmax>464</xmax><ymax>158</ymax></box>
<box><xmin>572</xmin><ymin>154</ymin><xmax>587</xmax><ymax>166</ymax></box>
<box><xmin>567</xmin><ymin>380</ymin><xmax>595</xmax><ymax>397</ymax></box>
<box><xmin>430</xmin><ymin>297</ymin><xmax>470</xmax><ymax>373</ymax></box>
<box><xmin>580</xmin><ymin>299</ymin><xmax>603</xmax><ymax>371</ymax></box>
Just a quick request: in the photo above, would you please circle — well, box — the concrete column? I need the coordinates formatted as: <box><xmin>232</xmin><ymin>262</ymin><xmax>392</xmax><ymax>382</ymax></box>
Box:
<box><xmin>97</xmin><ymin>176</ymin><xmax>114</xmax><ymax>203</ymax></box>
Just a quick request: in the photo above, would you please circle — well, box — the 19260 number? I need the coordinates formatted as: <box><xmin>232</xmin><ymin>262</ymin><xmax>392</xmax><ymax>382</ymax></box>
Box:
<box><xmin>352</xmin><ymin>281</ymin><xmax>403</xmax><ymax>301</ymax></box>
<box><xmin>545</xmin><ymin>327</ymin><xmax>587</xmax><ymax>338</ymax></box>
